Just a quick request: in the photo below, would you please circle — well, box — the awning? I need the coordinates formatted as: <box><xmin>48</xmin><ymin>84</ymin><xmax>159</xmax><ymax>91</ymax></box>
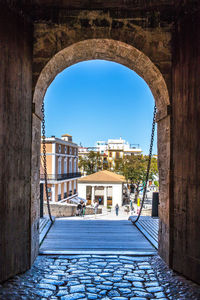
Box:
<box><xmin>69</xmin><ymin>197</ymin><xmax>87</xmax><ymax>204</ymax></box>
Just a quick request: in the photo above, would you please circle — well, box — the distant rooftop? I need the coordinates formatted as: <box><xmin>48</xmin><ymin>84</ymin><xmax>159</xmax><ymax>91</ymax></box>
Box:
<box><xmin>78</xmin><ymin>170</ymin><xmax>125</xmax><ymax>183</ymax></box>
<box><xmin>61</xmin><ymin>133</ymin><xmax>73</xmax><ymax>142</ymax></box>
<box><xmin>62</xmin><ymin>133</ymin><xmax>72</xmax><ymax>137</ymax></box>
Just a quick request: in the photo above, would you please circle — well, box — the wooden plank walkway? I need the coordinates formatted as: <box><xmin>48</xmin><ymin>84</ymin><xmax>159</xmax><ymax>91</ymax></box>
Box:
<box><xmin>129</xmin><ymin>216</ymin><xmax>159</xmax><ymax>249</ymax></box>
<box><xmin>40</xmin><ymin>219</ymin><xmax>157</xmax><ymax>255</ymax></box>
<box><xmin>39</xmin><ymin>217</ymin><xmax>55</xmax><ymax>245</ymax></box>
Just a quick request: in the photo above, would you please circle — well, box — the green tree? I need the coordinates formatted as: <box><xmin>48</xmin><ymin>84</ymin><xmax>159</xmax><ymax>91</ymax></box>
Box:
<box><xmin>149</xmin><ymin>157</ymin><xmax>158</xmax><ymax>180</ymax></box>
<box><xmin>121</xmin><ymin>154</ymin><xmax>158</xmax><ymax>202</ymax></box>
<box><xmin>78</xmin><ymin>151</ymin><xmax>102</xmax><ymax>175</ymax></box>
<box><xmin>114</xmin><ymin>158</ymin><xmax>123</xmax><ymax>173</ymax></box>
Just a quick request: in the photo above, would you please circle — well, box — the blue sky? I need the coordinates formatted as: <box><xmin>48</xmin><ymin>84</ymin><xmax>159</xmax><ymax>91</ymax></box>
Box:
<box><xmin>44</xmin><ymin>60</ymin><xmax>157</xmax><ymax>154</ymax></box>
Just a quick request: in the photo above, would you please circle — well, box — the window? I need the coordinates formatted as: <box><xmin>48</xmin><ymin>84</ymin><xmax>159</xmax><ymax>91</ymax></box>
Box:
<box><xmin>58</xmin><ymin>157</ymin><xmax>62</xmax><ymax>174</ymax></box>
<box><xmin>64</xmin><ymin>182</ymin><xmax>67</xmax><ymax>198</ymax></box>
<box><xmin>86</xmin><ymin>186</ymin><xmax>92</xmax><ymax>200</ymax></box>
<box><xmin>70</xmin><ymin>147</ymin><xmax>72</xmax><ymax>155</ymax></box>
<box><xmin>58</xmin><ymin>145</ymin><xmax>61</xmax><ymax>153</ymax></box>
<box><xmin>58</xmin><ymin>184</ymin><xmax>61</xmax><ymax>201</ymax></box>
<box><xmin>64</xmin><ymin>146</ymin><xmax>67</xmax><ymax>154</ymax></box>
<box><xmin>116</xmin><ymin>152</ymin><xmax>120</xmax><ymax>159</ymax></box>
<box><xmin>69</xmin><ymin>158</ymin><xmax>72</xmax><ymax>173</ymax></box>
<box><xmin>69</xmin><ymin>181</ymin><xmax>72</xmax><ymax>196</ymax></box>
<box><xmin>109</xmin><ymin>152</ymin><xmax>112</xmax><ymax>157</ymax></box>
<box><xmin>58</xmin><ymin>184</ymin><xmax>61</xmax><ymax>194</ymax></box>
<box><xmin>74</xmin><ymin>181</ymin><xmax>77</xmax><ymax>194</ymax></box>
<box><xmin>64</xmin><ymin>158</ymin><xmax>67</xmax><ymax>173</ymax></box>
<box><xmin>74</xmin><ymin>159</ymin><xmax>77</xmax><ymax>172</ymax></box>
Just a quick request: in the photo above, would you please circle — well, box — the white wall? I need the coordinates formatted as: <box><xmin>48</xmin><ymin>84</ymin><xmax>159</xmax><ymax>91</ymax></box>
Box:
<box><xmin>112</xmin><ymin>184</ymin><xmax>123</xmax><ymax>207</ymax></box>
<box><xmin>78</xmin><ymin>183</ymin><xmax>86</xmax><ymax>199</ymax></box>
<box><xmin>78</xmin><ymin>182</ymin><xmax>123</xmax><ymax>207</ymax></box>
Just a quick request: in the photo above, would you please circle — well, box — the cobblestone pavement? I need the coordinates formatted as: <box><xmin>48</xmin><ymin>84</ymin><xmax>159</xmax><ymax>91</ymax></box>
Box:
<box><xmin>0</xmin><ymin>255</ymin><xmax>200</xmax><ymax>300</ymax></box>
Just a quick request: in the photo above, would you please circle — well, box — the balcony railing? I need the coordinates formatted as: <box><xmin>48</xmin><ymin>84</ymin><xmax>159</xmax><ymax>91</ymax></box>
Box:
<box><xmin>40</xmin><ymin>172</ymin><xmax>81</xmax><ymax>181</ymax></box>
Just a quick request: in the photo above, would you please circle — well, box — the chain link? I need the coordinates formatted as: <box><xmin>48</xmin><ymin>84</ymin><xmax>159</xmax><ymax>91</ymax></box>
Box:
<box><xmin>41</xmin><ymin>102</ymin><xmax>53</xmax><ymax>222</ymax></box>
<box><xmin>133</xmin><ymin>104</ymin><xmax>157</xmax><ymax>224</ymax></box>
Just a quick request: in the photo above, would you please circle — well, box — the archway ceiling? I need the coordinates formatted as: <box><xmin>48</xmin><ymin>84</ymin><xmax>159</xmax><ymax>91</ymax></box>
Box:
<box><xmin>7</xmin><ymin>0</ymin><xmax>179</xmax><ymax>20</ymax></box>
<box><xmin>12</xmin><ymin>0</ymin><xmax>175</xmax><ymax>11</ymax></box>
<box><xmin>33</xmin><ymin>38</ymin><xmax>169</xmax><ymax>119</ymax></box>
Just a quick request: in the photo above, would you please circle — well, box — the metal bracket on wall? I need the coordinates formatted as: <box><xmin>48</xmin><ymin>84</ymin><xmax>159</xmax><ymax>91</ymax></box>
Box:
<box><xmin>32</xmin><ymin>102</ymin><xmax>42</xmax><ymax>121</ymax></box>
<box><xmin>156</xmin><ymin>105</ymin><xmax>171</xmax><ymax>122</ymax></box>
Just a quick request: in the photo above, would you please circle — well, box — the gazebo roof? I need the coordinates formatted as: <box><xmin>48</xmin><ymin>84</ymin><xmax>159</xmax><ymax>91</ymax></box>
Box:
<box><xmin>78</xmin><ymin>170</ymin><xmax>125</xmax><ymax>183</ymax></box>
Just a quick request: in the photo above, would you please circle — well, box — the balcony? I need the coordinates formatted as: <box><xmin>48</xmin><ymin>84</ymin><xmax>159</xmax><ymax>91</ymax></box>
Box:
<box><xmin>40</xmin><ymin>172</ymin><xmax>81</xmax><ymax>181</ymax></box>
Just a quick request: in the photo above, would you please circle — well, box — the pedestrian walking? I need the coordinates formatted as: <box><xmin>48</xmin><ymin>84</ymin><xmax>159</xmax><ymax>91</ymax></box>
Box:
<box><xmin>80</xmin><ymin>200</ymin><xmax>86</xmax><ymax>217</ymax></box>
<box><xmin>130</xmin><ymin>199</ymin><xmax>133</xmax><ymax>211</ymax></box>
<box><xmin>76</xmin><ymin>203</ymin><xmax>82</xmax><ymax>216</ymax></box>
<box><xmin>115</xmin><ymin>204</ymin><xmax>119</xmax><ymax>216</ymax></box>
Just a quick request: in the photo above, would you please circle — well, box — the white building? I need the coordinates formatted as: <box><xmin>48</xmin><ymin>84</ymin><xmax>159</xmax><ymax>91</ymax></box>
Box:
<box><xmin>96</xmin><ymin>137</ymin><xmax>142</xmax><ymax>170</ymax></box>
<box><xmin>78</xmin><ymin>170</ymin><xmax>126</xmax><ymax>207</ymax></box>
<box><xmin>96</xmin><ymin>137</ymin><xmax>141</xmax><ymax>153</ymax></box>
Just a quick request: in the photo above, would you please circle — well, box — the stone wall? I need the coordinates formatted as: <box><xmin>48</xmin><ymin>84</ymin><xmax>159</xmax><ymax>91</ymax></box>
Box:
<box><xmin>0</xmin><ymin>4</ymin><xmax>33</xmax><ymax>282</ymax></box>
<box><xmin>171</xmin><ymin>8</ymin><xmax>200</xmax><ymax>284</ymax></box>
<box><xmin>44</xmin><ymin>203</ymin><xmax>102</xmax><ymax>218</ymax></box>
<box><xmin>1</xmin><ymin>0</ymin><xmax>200</xmax><ymax>285</ymax></box>
<box><xmin>157</xmin><ymin>115</ymin><xmax>171</xmax><ymax>265</ymax></box>
<box><xmin>32</xmin><ymin>9</ymin><xmax>172</xmax><ymax>95</ymax></box>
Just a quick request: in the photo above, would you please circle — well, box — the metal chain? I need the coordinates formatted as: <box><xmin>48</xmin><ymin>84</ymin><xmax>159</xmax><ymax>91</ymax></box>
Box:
<box><xmin>41</xmin><ymin>102</ymin><xmax>53</xmax><ymax>222</ymax></box>
<box><xmin>133</xmin><ymin>104</ymin><xmax>157</xmax><ymax>224</ymax></box>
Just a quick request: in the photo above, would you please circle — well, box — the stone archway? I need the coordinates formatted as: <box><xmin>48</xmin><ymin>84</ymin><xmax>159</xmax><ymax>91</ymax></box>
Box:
<box><xmin>33</xmin><ymin>39</ymin><xmax>169</xmax><ymax>116</ymax></box>
<box><xmin>32</xmin><ymin>38</ymin><xmax>171</xmax><ymax>265</ymax></box>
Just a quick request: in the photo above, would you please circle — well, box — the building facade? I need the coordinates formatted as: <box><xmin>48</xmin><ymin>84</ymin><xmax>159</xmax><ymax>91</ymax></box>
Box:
<box><xmin>78</xmin><ymin>137</ymin><xmax>142</xmax><ymax>172</ymax></box>
<box><xmin>40</xmin><ymin>134</ymin><xmax>81</xmax><ymax>202</ymax></box>
<box><xmin>97</xmin><ymin>138</ymin><xmax>142</xmax><ymax>170</ymax></box>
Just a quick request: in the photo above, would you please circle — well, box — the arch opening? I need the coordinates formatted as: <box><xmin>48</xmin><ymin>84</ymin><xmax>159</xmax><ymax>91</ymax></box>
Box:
<box><xmin>33</xmin><ymin>39</ymin><xmax>170</xmax><ymax>118</ymax></box>
<box><xmin>32</xmin><ymin>38</ymin><xmax>171</xmax><ymax>264</ymax></box>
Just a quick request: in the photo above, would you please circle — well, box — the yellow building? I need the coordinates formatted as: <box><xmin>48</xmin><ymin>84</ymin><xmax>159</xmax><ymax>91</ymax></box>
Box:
<box><xmin>40</xmin><ymin>134</ymin><xmax>81</xmax><ymax>202</ymax></box>
<box><xmin>106</xmin><ymin>138</ymin><xmax>142</xmax><ymax>170</ymax></box>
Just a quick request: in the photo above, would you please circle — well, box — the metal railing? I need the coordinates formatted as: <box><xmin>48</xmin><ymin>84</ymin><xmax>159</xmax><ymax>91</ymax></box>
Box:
<box><xmin>40</xmin><ymin>172</ymin><xmax>81</xmax><ymax>181</ymax></box>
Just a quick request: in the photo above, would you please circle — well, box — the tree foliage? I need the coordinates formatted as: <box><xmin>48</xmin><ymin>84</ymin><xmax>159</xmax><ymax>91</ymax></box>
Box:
<box><xmin>118</xmin><ymin>154</ymin><xmax>158</xmax><ymax>201</ymax></box>
<box><xmin>78</xmin><ymin>151</ymin><xmax>102</xmax><ymax>175</ymax></box>
<box><xmin>120</xmin><ymin>154</ymin><xmax>158</xmax><ymax>185</ymax></box>
<box><xmin>113</xmin><ymin>158</ymin><xmax>123</xmax><ymax>173</ymax></box>
<box><xmin>78</xmin><ymin>151</ymin><xmax>158</xmax><ymax>190</ymax></box>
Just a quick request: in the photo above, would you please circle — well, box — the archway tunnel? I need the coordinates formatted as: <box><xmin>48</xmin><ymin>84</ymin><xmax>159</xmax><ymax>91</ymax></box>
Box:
<box><xmin>0</xmin><ymin>0</ymin><xmax>200</xmax><ymax>285</ymax></box>
<box><xmin>32</xmin><ymin>38</ymin><xmax>170</xmax><ymax>262</ymax></box>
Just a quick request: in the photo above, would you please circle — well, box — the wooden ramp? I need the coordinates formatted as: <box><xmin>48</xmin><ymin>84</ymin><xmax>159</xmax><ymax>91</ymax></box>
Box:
<box><xmin>40</xmin><ymin>219</ymin><xmax>157</xmax><ymax>255</ymax></box>
<box><xmin>129</xmin><ymin>216</ymin><xmax>159</xmax><ymax>249</ymax></box>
